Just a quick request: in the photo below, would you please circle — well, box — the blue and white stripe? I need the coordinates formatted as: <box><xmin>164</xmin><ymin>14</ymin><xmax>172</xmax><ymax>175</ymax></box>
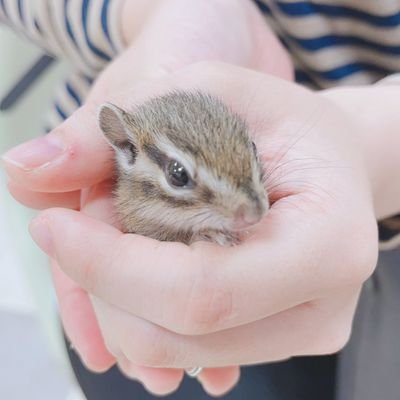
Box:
<box><xmin>0</xmin><ymin>0</ymin><xmax>125</xmax><ymax>127</ymax></box>
<box><xmin>2</xmin><ymin>0</ymin><xmax>400</xmax><ymax>115</ymax></box>
<box><xmin>0</xmin><ymin>0</ymin><xmax>124</xmax><ymax>73</ymax></box>
<box><xmin>255</xmin><ymin>0</ymin><xmax>400</xmax><ymax>88</ymax></box>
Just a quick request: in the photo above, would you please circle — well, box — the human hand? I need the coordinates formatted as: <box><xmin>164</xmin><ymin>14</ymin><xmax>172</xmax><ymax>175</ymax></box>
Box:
<box><xmin>28</xmin><ymin>63</ymin><xmax>378</xmax><ymax>395</ymax></box>
<box><xmin>3</xmin><ymin>0</ymin><xmax>293</xmax><ymax>396</ymax></box>
<box><xmin>3</xmin><ymin>0</ymin><xmax>292</xmax><ymax>210</ymax></box>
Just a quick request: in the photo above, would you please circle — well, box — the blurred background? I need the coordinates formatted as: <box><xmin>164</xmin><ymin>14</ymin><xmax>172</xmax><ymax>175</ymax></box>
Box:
<box><xmin>0</xmin><ymin>27</ymin><xmax>84</xmax><ymax>400</ymax></box>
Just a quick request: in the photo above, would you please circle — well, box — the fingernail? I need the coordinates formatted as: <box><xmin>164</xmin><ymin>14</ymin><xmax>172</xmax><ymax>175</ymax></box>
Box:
<box><xmin>2</xmin><ymin>134</ymin><xmax>65</xmax><ymax>170</ymax></box>
<box><xmin>29</xmin><ymin>217</ymin><xmax>54</xmax><ymax>257</ymax></box>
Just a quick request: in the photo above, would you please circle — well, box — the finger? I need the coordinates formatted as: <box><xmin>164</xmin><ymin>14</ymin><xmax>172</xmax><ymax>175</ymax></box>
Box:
<box><xmin>7</xmin><ymin>181</ymin><xmax>80</xmax><ymax>210</ymax></box>
<box><xmin>118</xmin><ymin>365</ymin><xmax>240</xmax><ymax>397</ymax></box>
<box><xmin>198</xmin><ymin>367</ymin><xmax>240</xmax><ymax>397</ymax></box>
<box><xmin>80</xmin><ymin>179</ymin><xmax>119</xmax><ymax>226</ymax></box>
<box><xmin>29</xmin><ymin>201</ymin><xmax>367</xmax><ymax>336</ymax></box>
<box><xmin>118</xmin><ymin>359</ymin><xmax>184</xmax><ymax>396</ymax></box>
<box><xmin>51</xmin><ymin>260</ymin><xmax>116</xmax><ymax>372</ymax></box>
<box><xmin>2</xmin><ymin>105</ymin><xmax>115</xmax><ymax>192</ymax></box>
<box><xmin>91</xmin><ymin>287</ymin><xmax>360</xmax><ymax>368</ymax></box>
<box><xmin>2</xmin><ymin>63</ymin><xmax>301</xmax><ymax>193</ymax></box>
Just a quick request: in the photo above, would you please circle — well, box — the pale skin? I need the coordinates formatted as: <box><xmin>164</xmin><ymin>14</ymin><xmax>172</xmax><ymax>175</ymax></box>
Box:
<box><xmin>3</xmin><ymin>0</ymin><xmax>400</xmax><ymax>397</ymax></box>
<box><xmin>3</xmin><ymin>0</ymin><xmax>293</xmax><ymax>395</ymax></box>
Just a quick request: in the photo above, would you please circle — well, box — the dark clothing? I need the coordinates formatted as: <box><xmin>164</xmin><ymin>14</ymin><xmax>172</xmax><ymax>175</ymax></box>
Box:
<box><xmin>67</xmin><ymin>344</ymin><xmax>337</xmax><ymax>400</ymax></box>
<box><xmin>66</xmin><ymin>248</ymin><xmax>400</xmax><ymax>400</ymax></box>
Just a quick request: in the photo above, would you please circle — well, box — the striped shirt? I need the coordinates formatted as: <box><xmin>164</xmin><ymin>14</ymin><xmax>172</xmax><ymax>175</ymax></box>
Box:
<box><xmin>255</xmin><ymin>0</ymin><xmax>400</xmax><ymax>88</ymax></box>
<box><xmin>2</xmin><ymin>0</ymin><xmax>400</xmax><ymax>117</ymax></box>
<box><xmin>0</xmin><ymin>0</ymin><xmax>124</xmax><ymax>127</ymax></box>
<box><xmin>1</xmin><ymin>0</ymin><xmax>400</xmax><ymax>247</ymax></box>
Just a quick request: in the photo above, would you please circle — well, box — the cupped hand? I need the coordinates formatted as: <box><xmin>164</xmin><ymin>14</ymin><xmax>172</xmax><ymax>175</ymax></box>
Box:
<box><xmin>3</xmin><ymin>0</ymin><xmax>292</xmax><ymax>208</ymax></box>
<box><xmin>3</xmin><ymin>0</ymin><xmax>293</xmax><ymax>395</ymax></box>
<box><xmin>29</xmin><ymin>63</ymin><xmax>378</xmax><ymax>395</ymax></box>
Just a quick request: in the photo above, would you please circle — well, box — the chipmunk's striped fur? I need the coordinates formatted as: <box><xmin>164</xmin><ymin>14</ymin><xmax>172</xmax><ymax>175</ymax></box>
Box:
<box><xmin>99</xmin><ymin>91</ymin><xmax>268</xmax><ymax>245</ymax></box>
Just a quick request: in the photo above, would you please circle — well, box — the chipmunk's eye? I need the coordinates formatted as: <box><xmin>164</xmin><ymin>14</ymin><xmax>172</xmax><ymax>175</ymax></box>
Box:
<box><xmin>166</xmin><ymin>160</ymin><xmax>191</xmax><ymax>188</ymax></box>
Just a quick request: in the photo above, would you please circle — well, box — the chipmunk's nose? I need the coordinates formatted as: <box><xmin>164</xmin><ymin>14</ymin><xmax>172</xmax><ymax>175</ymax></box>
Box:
<box><xmin>233</xmin><ymin>202</ymin><xmax>265</xmax><ymax>230</ymax></box>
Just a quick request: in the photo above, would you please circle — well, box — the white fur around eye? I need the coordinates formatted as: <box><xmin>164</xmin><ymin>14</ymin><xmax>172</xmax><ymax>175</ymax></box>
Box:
<box><xmin>132</xmin><ymin>154</ymin><xmax>163</xmax><ymax>180</ymax></box>
<box><xmin>132</xmin><ymin>153</ymin><xmax>195</xmax><ymax>200</ymax></box>
<box><xmin>154</xmin><ymin>134</ymin><xmax>196</xmax><ymax>177</ymax></box>
<box><xmin>198</xmin><ymin>166</ymin><xmax>233</xmax><ymax>198</ymax></box>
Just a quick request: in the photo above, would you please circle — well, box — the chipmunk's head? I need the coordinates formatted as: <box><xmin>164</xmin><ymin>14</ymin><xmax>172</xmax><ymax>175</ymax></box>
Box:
<box><xmin>99</xmin><ymin>91</ymin><xmax>268</xmax><ymax>243</ymax></box>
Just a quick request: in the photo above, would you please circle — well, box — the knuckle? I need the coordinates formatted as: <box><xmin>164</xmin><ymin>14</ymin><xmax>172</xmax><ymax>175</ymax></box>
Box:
<box><xmin>297</xmin><ymin>300</ymin><xmax>354</xmax><ymax>356</ymax></box>
<box><xmin>110</xmin><ymin>234</ymin><xmax>136</xmax><ymax>276</ymax></box>
<box><xmin>124</xmin><ymin>327</ymin><xmax>177</xmax><ymax>368</ymax></box>
<box><xmin>117</xmin><ymin>359</ymin><xmax>132</xmax><ymax>378</ymax></box>
<box><xmin>325</xmin><ymin>214</ymin><xmax>378</xmax><ymax>288</ymax></box>
<box><xmin>79</xmin><ymin>256</ymin><xmax>99</xmax><ymax>293</ymax></box>
<box><xmin>103</xmin><ymin>340</ymin><xmax>123</xmax><ymax>360</ymax></box>
<box><xmin>180</xmin><ymin>268</ymin><xmax>233</xmax><ymax>335</ymax></box>
<box><xmin>344</xmin><ymin>218</ymin><xmax>378</xmax><ymax>284</ymax></box>
<box><xmin>320</xmin><ymin>325</ymin><xmax>352</xmax><ymax>354</ymax></box>
<box><xmin>310</xmin><ymin>320</ymin><xmax>353</xmax><ymax>355</ymax></box>
<box><xmin>80</xmin><ymin>233</ymin><xmax>125</xmax><ymax>294</ymax></box>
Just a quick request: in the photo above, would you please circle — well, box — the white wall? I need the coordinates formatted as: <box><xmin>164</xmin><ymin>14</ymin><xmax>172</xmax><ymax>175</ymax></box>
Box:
<box><xmin>0</xmin><ymin>26</ymin><xmax>83</xmax><ymax>400</ymax></box>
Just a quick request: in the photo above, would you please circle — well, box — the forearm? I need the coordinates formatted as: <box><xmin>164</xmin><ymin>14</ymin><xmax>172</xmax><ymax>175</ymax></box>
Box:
<box><xmin>120</xmin><ymin>0</ymin><xmax>293</xmax><ymax>79</ymax></box>
<box><xmin>88</xmin><ymin>0</ymin><xmax>292</xmax><ymax>102</ymax></box>
<box><xmin>120</xmin><ymin>0</ymin><xmax>162</xmax><ymax>45</ymax></box>
<box><xmin>322</xmin><ymin>81</ymin><xmax>400</xmax><ymax>220</ymax></box>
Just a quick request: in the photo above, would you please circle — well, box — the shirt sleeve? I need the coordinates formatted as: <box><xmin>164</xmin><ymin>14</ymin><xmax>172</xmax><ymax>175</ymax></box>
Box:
<box><xmin>377</xmin><ymin>73</ymin><xmax>400</xmax><ymax>85</ymax></box>
<box><xmin>0</xmin><ymin>0</ymin><xmax>126</xmax><ymax>77</ymax></box>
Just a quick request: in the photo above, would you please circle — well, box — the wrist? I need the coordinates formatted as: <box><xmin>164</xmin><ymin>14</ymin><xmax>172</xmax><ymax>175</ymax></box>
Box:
<box><xmin>120</xmin><ymin>0</ymin><xmax>162</xmax><ymax>45</ymax></box>
<box><xmin>321</xmin><ymin>84</ymin><xmax>400</xmax><ymax>219</ymax></box>
<box><xmin>120</xmin><ymin>0</ymin><xmax>292</xmax><ymax>79</ymax></box>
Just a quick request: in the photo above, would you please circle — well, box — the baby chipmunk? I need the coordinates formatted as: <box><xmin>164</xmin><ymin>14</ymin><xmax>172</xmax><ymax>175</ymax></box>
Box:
<box><xmin>98</xmin><ymin>91</ymin><xmax>268</xmax><ymax>246</ymax></box>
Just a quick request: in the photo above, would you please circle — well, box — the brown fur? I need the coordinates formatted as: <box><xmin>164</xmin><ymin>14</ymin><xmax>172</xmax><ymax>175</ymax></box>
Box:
<box><xmin>99</xmin><ymin>91</ymin><xmax>268</xmax><ymax>245</ymax></box>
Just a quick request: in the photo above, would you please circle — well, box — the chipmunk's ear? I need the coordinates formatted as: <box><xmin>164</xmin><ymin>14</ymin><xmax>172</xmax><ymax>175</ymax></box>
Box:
<box><xmin>98</xmin><ymin>103</ymin><xmax>138</xmax><ymax>165</ymax></box>
<box><xmin>98</xmin><ymin>103</ymin><xmax>132</xmax><ymax>147</ymax></box>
